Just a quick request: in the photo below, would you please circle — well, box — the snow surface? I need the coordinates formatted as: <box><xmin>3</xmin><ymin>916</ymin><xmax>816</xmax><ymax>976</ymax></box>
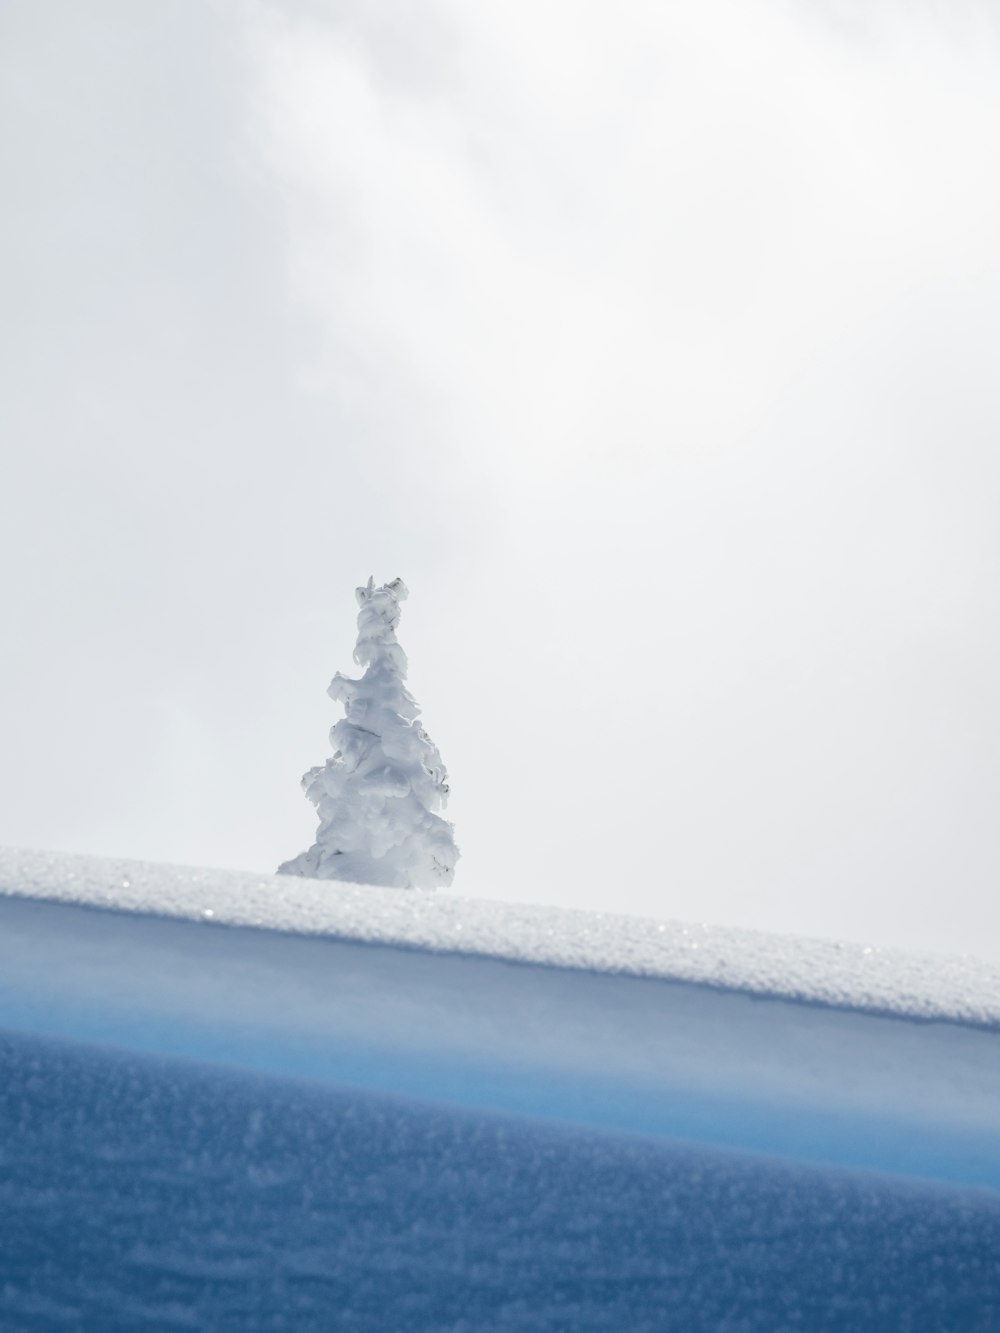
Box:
<box><xmin>2</xmin><ymin>845</ymin><xmax>999</xmax><ymax>1027</ymax></box>
<box><xmin>2</xmin><ymin>846</ymin><xmax>1000</xmax><ymax>1328</ymax></box>
<box><xmin>2</xmin><ymin>1030</ymin><xmax>999</xmax><ymax>1332</ymax></box>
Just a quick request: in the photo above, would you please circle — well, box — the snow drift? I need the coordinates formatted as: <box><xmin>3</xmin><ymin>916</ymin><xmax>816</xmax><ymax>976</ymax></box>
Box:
<box><xmin>1</xmin><ymin>846</ymin><xmax>999</xmax><ymax>1330</ymax></box>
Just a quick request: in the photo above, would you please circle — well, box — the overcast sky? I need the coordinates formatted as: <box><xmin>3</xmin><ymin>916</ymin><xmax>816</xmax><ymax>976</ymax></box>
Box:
<box><xmin>3</xmin><ymin>0</ymin><xmax>999</xmax><ymax>959</ymax></box>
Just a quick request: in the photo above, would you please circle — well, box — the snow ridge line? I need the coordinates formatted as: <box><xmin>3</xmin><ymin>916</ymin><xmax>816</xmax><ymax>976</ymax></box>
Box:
<box><xmin>2</xmin><ymin>846</ymin><xmax>999</xmax><ymax>1029</ymax></box>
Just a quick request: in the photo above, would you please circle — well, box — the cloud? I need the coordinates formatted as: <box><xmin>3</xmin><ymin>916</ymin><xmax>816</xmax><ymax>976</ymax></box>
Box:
<box><xmin>247</xmin><ymin>0</ymin><xmax>1000</xmax><ymax>468</ymax></box>
<box><xmin>2</xmin><ymin>0</ymin><xmax>998</xmax><ymax>956</ymax></box>
<box><xmin>238</xmin><ymin>0</ymin><xmax>1000</xmax><ymax>953</ymax></box>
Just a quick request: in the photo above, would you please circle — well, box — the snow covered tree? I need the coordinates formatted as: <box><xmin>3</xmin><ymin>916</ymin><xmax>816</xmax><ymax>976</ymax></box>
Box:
<box><xmin>278</xmin><ymin>577</ymin><xmax>459</xmax><ymax>889</ymax></box>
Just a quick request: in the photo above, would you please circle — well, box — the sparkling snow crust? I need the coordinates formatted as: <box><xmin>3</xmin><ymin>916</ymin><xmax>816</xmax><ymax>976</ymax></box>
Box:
<box><xmin>3</xmin><ymin>845</ymin><xmax>1000</xmax><ymax>1329</ymax></box>
<box><xmin>1</xmin><ymin>845</ymin><xmax>998</xmax><ymax>1028</ymax></box>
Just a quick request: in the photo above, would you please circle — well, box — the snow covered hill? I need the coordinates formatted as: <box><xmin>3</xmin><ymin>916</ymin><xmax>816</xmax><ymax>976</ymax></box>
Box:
<box><xmin>1</xmin><ymin>846</ymin><xmax>999</xmax><ymax>1330</ymax></box>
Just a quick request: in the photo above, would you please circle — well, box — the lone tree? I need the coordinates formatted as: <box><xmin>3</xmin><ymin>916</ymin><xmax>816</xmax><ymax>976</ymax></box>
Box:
<box><xmin>278</xmin><ymin>577</ymin><xmax>459</xmax><ymax>889</ymax></box>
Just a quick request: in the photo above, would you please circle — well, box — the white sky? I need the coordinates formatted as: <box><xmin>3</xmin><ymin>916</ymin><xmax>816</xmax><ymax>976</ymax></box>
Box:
<box><xmin>3</xmin><ymin>0</ymin><xmax>999</xmax><ymax>959</ymax></box>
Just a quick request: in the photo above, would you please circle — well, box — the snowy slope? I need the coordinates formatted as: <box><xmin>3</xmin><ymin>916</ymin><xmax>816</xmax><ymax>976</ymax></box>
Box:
<box><xmin>2</xmin><ymin>846</ymin><xmax>1000</xmax><ymax>1186</ymax></box>
<box><xmin>1</xmin><ymin>847</ymin><xmax>999</xmax><ymax>1330</ymax></box>
<box><xmin>3</xmin><ymin>845</ymin><xmax>998</xmax><ymax>1023</ymax></box>
<box><xmin>3</xmin><ymin>1031</ymin><xmax>999</xmax><ymax>1333</ymax></box>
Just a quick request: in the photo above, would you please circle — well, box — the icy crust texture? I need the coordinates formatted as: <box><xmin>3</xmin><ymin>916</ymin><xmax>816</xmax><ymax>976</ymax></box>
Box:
<box><xmin>278</xmin><ymin>578</ymin><xmax>459</xmax><ymax>889</ymax></box>
<box><xmin>3</xmin><ymin>847</ymin><xmax>1000</xmax><ymax>1028</ymax></box>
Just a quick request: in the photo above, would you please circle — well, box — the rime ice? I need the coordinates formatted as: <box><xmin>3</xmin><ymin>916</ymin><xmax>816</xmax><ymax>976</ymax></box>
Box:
<box><xmin>278</xmin><ymin>577</ymin><xmax>459</xmax><ymax>889</ymax></box>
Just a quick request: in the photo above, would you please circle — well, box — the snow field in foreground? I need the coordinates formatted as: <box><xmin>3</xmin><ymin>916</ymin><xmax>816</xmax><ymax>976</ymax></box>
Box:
<box><xmin>1</xmin><ymin>847</ymin><xmax>1000</xmax><ymax>1330</ymax></box>
<box><xmin>3</xmin><ymin>845</ymin><xmax>999</xmax><ymax>1025</ymax></box>
<box><xmin>1</xmin><ymin>848</ymin><xmax>1000</xmax><ymax>1189</ymax></box>
<box><xmin>2</xmin><ymin>1029</ymin><xmax>999</xmax><ymax>1333</ymax></box>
